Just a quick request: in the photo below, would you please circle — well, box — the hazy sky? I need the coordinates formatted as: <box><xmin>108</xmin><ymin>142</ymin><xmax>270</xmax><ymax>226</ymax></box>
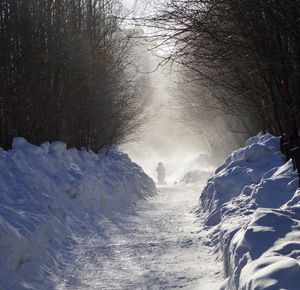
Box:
<box><xmin>120</xmin><ymin>0</ymin><xmax>207</xmax><ymax>182</ymax></box>
<box><xmin>122</xmin><ymin>60</ymin><xmax>206</xmax><ymax>182</ymax></box>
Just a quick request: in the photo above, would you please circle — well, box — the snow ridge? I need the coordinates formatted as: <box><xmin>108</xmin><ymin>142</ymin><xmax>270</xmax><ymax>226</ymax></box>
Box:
<box><xmin>199</xmin><ymin>132</ymin><xmax>300</xmax><ymax>290</ymax></box>
<box><xmin>0</xmin><ymin>137</ymin><xmax>156</xmax><ymax>290</ymax></box>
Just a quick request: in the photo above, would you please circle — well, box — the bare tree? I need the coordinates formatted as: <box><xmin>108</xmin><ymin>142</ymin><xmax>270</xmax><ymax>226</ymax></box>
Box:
<box><xmin>0</xmin><ymin>0</ymin><xmax>151</xmax><ymax>151</ymax></box>
<box><xmin>151</xmin><ymin>0</ymin><xmax>300</xmax><ymax>142</ymax></box>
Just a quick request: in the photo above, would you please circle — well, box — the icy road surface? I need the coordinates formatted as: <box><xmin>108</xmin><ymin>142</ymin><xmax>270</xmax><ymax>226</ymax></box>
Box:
<box><xmin>55</xmin><ymin>186</ymin><xmax>223</xmax><ymax>290</ymax></box>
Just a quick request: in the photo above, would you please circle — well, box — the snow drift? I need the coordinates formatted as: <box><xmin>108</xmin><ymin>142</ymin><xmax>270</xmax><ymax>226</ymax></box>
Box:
<box><xmin>175</xmin><ymin>153</ymin><xmax>213</xmax><ymax>185</ymax></box>
<box><xmin>0</xmin><ymin>137</ymin><xmax>156</xmax><ymax>290</ymax></box>
<box><xmin>180</xmin><ymin>170</ymin><xmax>211</xmax><ymax>185</ymax></box>
<box><xmin>199</xmin><ymin>132</ymin><xmax>300</xmax><ymax>290</ymax></box>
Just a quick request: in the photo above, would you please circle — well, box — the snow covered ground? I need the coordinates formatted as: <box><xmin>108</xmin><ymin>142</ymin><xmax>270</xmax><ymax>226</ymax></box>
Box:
<box><xmin>4</xmin><ymin>132</ymin><xmax>298</xmax><ymax>290</ymax></box>
<box><xmin>51</xmin><ymin>185</ymin><xmax>223</xmax><ymax>290</ymax></box>
<box><xmin>0</xmin><ymin>137</ymin><xmax>223</xmax><ymax>290</ymax></box>
<box><xmin>199</xmin><ymin>132</ymin><xmax>300</xmax><ymax>290</ymax></box>
<box><xmin>180</xmin><ymin>170</ymin><xmax>211</xmax><ymax>185</ymax></box>
<box><xmin>0</xmin><ymin>138</ymin><xmax>156</xmax><ymax>290</ymax></box>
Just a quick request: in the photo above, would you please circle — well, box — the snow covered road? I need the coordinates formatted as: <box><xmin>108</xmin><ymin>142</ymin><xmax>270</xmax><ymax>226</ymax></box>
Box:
<box><xmin>54</xmin><ymin>185</ymin><xmax>223</xmax><ymax>290</ymax></box>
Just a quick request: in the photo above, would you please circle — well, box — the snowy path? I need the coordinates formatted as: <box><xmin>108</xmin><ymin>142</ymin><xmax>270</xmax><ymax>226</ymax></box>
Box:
<box><xmin>54</xmin><ymin>186</ymin><xmax>223</xmax><ymax>290</ymax></box>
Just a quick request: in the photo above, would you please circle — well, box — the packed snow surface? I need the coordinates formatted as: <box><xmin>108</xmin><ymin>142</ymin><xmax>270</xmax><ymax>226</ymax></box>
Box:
<box><xmin>199</xmin><ymin>132</ymin><xmax>300</xmax><ymax>290</ymax></box>
<box><xmin>53</xmin><ymin>185</ymin><xmax>223</xmax><ymax>289</ymax></box>
<box><xmin>0</xmin><ymin>138</ymin><xmax>156</xmax><ymax>289</ymax></box>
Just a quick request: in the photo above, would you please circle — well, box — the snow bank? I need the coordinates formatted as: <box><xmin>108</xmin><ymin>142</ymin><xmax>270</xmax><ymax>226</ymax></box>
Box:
<box><xmin>180</xmin><ymin>170</ymin><xmax>211</xmax><ymax>185</ymax></box>
<box><xmin>199</xmin><ymin>132</ymin><xmax>300</xmax><ymax>290</ymax></box>
<box><xmin>174</xmin><ymin>153</ymin><xmax>213</xmax><ymax>185</ymax></box>
<box><xmin>0</xmin><ymin>137</ymin><xmax>156</xmax><ymax>289</ymax></box>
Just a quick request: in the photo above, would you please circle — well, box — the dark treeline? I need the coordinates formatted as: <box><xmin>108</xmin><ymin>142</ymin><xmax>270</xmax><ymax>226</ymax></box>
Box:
<box><xmin>0</xmin><ymin>0</ymin><xmax>150</xmax><ymax>151</ymax></box>
<box><xmin>154</xmin><ymin>0</ymin><xmax>300</xmax><ymax>152</ymax></box>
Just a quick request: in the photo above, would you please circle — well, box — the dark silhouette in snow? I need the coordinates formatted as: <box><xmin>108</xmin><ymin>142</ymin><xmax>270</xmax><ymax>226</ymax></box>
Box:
<box><xmin>156</xmin><ymin>162</ymin><xmax>166</xmax><ymax>185</ymax></box>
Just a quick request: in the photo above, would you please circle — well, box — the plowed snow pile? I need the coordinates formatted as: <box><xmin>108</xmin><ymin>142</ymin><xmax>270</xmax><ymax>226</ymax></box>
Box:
<box><xmin>0</xmin><ymin>138</ymin><xmax>156</xmax><ymax>290</ymax></box>
<box><xmin>199</xmin><ymin>132</ymin><xmax>300</xmax><ymax>290</ymax></box>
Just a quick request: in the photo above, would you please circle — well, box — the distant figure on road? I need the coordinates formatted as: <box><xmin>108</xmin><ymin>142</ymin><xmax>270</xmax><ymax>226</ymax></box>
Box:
<box><xmin>156</xmin><ymin>162</ymin><xmax>166</xmax><ymax>185</ymax></box>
